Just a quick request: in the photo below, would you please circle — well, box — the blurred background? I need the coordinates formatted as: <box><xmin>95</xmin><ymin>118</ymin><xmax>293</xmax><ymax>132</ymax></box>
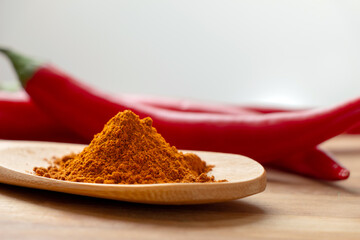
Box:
<box><xmin>1</xmin><ymin>0</ymin><xmax>359</xmax><ymax>108</ymax></box>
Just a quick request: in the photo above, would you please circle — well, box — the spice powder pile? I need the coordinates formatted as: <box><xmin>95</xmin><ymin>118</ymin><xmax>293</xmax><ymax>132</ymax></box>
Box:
<box><xmin>34</xmin><ymin>110</ymin><xmax>220</xmax><ymax>184</ymax></box>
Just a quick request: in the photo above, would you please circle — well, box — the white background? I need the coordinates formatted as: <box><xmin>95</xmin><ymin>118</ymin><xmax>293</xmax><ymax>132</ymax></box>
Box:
<box><xmin>1</xmin><ymin>0</ymin><xmax>359</xmax><ymax>108</ymax></box>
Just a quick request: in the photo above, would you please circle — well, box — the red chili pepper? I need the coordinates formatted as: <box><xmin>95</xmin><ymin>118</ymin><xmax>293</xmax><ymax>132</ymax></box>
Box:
<box><xmin>243</xmin><ymin>105</ymin><xmax>360</xmax><ymax>134</ymax></box>
<box><xmin>126</xmin><ymin>95</ymin><xmax>360</xmax><ymax>134</ymax></box>
<box><xmin>119</xmin><ymin>96</ymin><xmax>353</xmax><ymax>180</ymax></box>
<box><xmin>269</xmin><ymin>147</ymin><xmax>349</xmax><ymax>180</ymax></box>
<box><xmin>0</xmin><ymin>90</ymin><xmax>85</xmax><ymax>143</ymax></box>
<box><xmin>122</xmin><ymin>94</ymin><xmax>293</xmax><ymax>115</ymax></box>
<box><xmin>2</xmin><ymin>48</ymin><xmax>356</xmax><ymax>180</ymax></box>
<box><xmin>120</xmin><ymin>94</ymin><xmax>258</xmax><ymax>115</ymax></box>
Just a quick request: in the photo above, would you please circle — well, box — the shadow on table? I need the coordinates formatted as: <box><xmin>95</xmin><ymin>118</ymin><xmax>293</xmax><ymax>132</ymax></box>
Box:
<box><xmin>0</xmin><ymin>183</ymin><xmax>265</xmax><ymax>228</ymax></box>
<box><xmin>265</xmin><ymin>167</ymin><xmax>359</xmax><ymax>195</ymax></box>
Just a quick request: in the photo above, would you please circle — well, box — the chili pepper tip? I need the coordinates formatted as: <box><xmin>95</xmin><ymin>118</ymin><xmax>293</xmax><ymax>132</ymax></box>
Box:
<box><xmin>338</xmin><ymin>168</ymin><xmax>350</xmax><ymax>180</ymax></box>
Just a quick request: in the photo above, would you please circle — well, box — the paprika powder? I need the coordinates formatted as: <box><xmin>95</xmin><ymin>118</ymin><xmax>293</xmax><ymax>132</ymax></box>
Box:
<box><xmin>34</xmin><ymin>110</ymin><xmax>219</xmax><ymax>184</ymax></box>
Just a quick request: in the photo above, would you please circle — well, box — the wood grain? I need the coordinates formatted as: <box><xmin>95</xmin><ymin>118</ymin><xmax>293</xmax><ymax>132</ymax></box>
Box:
<box><xmin>0</xmin><ymin>135</ymin><xmax>359</xmax><ymax>239</ymax></box>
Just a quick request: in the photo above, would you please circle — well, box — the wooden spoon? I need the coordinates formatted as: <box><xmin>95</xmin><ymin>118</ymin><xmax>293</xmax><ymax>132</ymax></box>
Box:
<box><xmin>0</xmin><ymin>140</ymin><xmax>266</xmax><ymax>205</ymax></box>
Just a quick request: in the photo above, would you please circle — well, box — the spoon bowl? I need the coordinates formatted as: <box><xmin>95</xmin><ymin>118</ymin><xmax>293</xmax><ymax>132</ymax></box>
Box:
<box><xmin>0</xmin><ymin>140</ymin><xmax>266</xmax><ymax>205</ymax></box>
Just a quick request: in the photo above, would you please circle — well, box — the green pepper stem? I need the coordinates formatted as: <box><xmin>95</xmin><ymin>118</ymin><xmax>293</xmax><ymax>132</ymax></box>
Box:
<box><xmin>0</xmin><ymin>48</ymin><xmax>41</xmax><ymax>87</ymax></box>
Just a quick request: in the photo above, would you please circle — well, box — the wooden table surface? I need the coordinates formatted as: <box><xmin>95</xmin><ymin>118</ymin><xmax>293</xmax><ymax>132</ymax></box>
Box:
<box><xmin>1</xmin><ymin>136</ymin><xmax>360</xmax><ymax>240</ymax></box>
